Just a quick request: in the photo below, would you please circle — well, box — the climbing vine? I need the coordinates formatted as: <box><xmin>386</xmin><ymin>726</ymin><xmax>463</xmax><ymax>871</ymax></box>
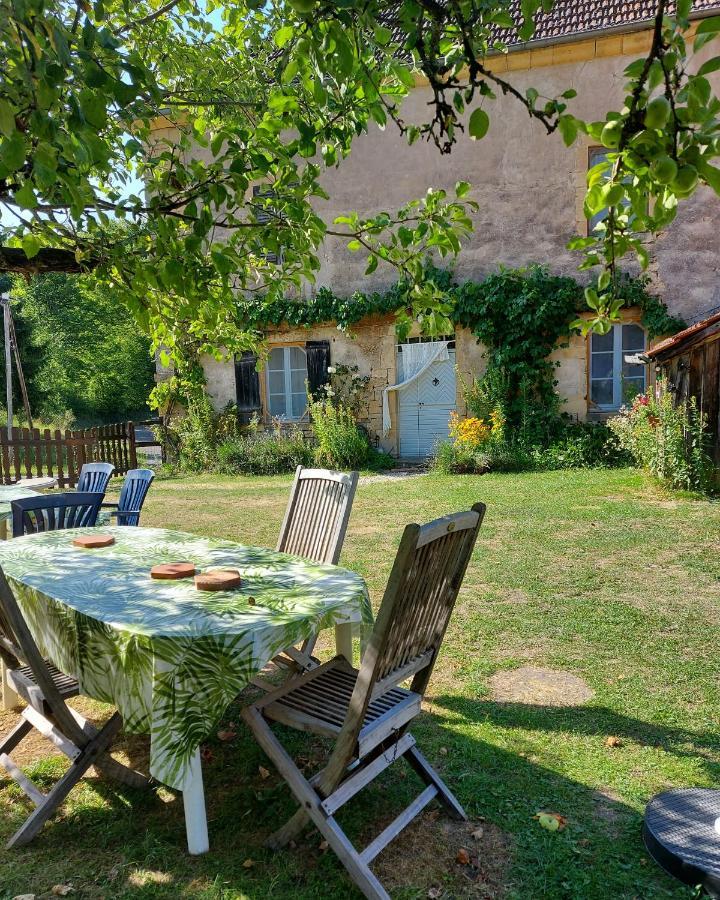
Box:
<box><xmin>162</xmin><ymin>266</ymin><xmax>684</xmax><ymax>448</ymax></box>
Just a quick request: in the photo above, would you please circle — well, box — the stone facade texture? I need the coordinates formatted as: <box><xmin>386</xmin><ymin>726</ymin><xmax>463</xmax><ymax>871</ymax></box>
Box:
<box><xmin>183</xmin><ymin>24</ymin><xmax>720</xmax><ymax>451</ymax></box>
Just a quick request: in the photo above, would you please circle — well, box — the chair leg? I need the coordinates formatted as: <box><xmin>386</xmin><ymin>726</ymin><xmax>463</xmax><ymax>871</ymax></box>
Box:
<box><xmin>6</xmin><ymin>713</ymin><xmax>123</xmax><ymax>849</ymax></box>
<box><xmin>242</xmin><ymin>707</ymin><xmax>390</xmax><ymax>900</ymax></box>
<box><xmin>0</xmin><ymin>717</ymin><xmax>33</xmax><ymax>756</ymax></box>
<box><xmin>404</xmin><ymin>744</ymin><xmax>467</xmax><ymax>821</ymax></box>
<box><xmin>266</xmin><ymin>806</ymin><xmax>310</xmax><ymax>850</ymax></box>
<box><xmin>94</xmin><ymin>755</ymin><xmax>150</xmax><ymax>789</ymax></box>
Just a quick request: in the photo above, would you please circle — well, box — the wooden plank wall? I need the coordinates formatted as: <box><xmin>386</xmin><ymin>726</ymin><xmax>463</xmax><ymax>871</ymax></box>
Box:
<box><xmin>661</xmin><ymin>333</ymin><xmax>720</xmax><ymax>464</ymax></box>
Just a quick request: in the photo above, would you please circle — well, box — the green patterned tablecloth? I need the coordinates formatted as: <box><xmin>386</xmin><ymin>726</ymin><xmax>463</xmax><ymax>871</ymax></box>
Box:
<box><xmin>0</xmin><ymin>527</ymin><xmax>372</xmax><ymax>788</ymax></box>
<box><xmin>0</xmin><ymin>486</ymin><xmax>38</xmax><ymax>524</ymax></box>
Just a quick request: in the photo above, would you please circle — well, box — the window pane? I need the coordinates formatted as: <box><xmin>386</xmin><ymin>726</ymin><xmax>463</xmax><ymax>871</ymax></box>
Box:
<box><xmin>622</xmin><ymin>324</ymin><xmax>645</xmax><ymax>351</ymax></box>
<box><xmin>268</xmin><ymin>347</ymin><xmax>285</xmax><ymax>371</ymax></box>
<box><xmin>289</xmin><ymin>346</ymin><xmax>307</xmax><ymax>370</ymax></box>
<box><xmin>591</xmin><ymin>353</ymin><xmax>613</xmax><ymax>378</ymax></box>
<box><xmin>591</xmin><ymin>330</ymin><xmax>614</xmax><ymax>352</ymax></box>
<box><xmin>622</xmin><ymin>359</ymin><xmax>645</xmax><ymax>377</ymax></box>
<box><xmin>622</xmin><ymin>379</ymin><xmax>644</xmax><ymax>403</ymax></box>
<box><xmin>290</xmin><ymin>368</ymin><xmax>307</xmax><ymax>393</ymax></box>
<box><xmin>268</xmin><ymin>394</ymin><xmax>287</xmax><ymax>417</ymax></box>
<box><xmin>268</xmin><ymin>369</ymin><xmax>285</xmax><ymax>394</ymax></box>
<box><xmin>591</xmin><ymin>379</ymin><xmax>614</xmax><ymax>406</ymax></box>
<box><xmin>291</xmin><ymin>393</ymin><xmax>307</xmax><ymax>418</ymax></box>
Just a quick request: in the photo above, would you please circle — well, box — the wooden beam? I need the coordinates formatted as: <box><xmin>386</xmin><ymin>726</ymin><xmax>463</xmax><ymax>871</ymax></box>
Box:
<box><xmin>0</xmin><ymin>247</ymin><xmax>92</xmax><ymax>275</ymax></box>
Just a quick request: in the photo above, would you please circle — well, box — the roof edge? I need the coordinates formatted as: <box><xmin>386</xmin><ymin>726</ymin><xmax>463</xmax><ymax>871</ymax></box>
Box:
<box><xmin>493</xmin><ymin>5</ymin><xmax>720</xmax><ymax>56</ymax></box>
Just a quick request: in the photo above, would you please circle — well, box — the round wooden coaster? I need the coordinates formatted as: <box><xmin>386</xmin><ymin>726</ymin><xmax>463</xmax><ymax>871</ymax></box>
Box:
<box><xmin>195</xmin><ymin>570</ymin><xmax>242</xmax><ymax>592</ymax></box>
<box><xmin>73</xmin><ymin>534</ymin><xmax>115</xmax><ymax>549</ymax></box>
<box><xmin>150</xmin><ymin>562</ymin><xmax>197</xmax><ymax>580</ymax></box>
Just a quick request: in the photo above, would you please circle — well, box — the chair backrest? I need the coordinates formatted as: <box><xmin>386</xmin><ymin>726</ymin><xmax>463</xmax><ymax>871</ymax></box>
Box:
<box><xmin>11</xmin><ymin>492</ymin><xmax>104</xmax><ymax>537</ymax></box>
<box><xmin>116</xmin><ymin>468</ymin><xmax>154</xmax><ymax>526</ymax></box>
<box><xmin>77</xmin><ymin>462</ymin><xmax>115</xmax><ymax>494</ymax></box>
<box><xmin>323</xmin><ymin>503</ymin><xmax>486</xmax><ymax>779</ymax></box>
<box><xmin>0</xmin><ymin>567</ymin><xmax>87</xmax><ymax>742</ymax></box>
<box><xmin>277</xmin><ymin>466</ymin><xmax>359</xmax><ymax>565</ymax></box>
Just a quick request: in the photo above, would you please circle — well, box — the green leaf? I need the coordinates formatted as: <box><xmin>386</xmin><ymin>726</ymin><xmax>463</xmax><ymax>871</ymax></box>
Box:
<box><xmin>0</xmin><ymin>100</ymin><xmax>15</xmax><ymax>138</ymax></box>
<box><xmin>558</xmin><ymin>115</ymin><xmax>578</xmax><ymax>147</ymax></box>
<box><xmin>14</xmin><ymin>181</ymin><xmax>37</xmax><ymax>209</ymax></box>
<box><xmin>21</xmin><ymin>233</ymin><xmax>41</xmax><ymax>258</ymax></box>
<box><xmin>274</xmin><ymin>25</ymin><xmax>294</xmax><ymax>48</ymax></box>
<box><xmin>695</xmin><ymin>15</ymin><xmax>720</xmax><ymax>34</ymax></box>
<box><xmin>468</xmin><ymin>108</ymin><xmax>489</xmax><ymax>140</ymax></box>
<box><xmin>0</xmin><ymin>132</ymin><xmax>26</xmax><ymax>173</ymax></box>
<box><xmin>455</xmin><ymin>181</ymin><xmax>471</xmax><ymax>198</ymax></box>
<box><xmin>697</xmin><ymin>56</ymin><xmax>720</xmax><ymax>77</ymax></box>
<box><xmin>365</xmin><ymin>254</ymin><xmax>378</xmax><ymax>275</ymax></box>
<box><xmin>347</xmin><ymin>239</ymin><xmax>362</xmax><ymax>251</ymax></box>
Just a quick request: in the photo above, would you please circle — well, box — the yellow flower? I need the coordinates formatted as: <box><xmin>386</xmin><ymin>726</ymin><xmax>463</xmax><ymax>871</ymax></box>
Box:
<box><xmin>449</xmin><ymin>413</ymin><xmax>491</xmax><ymax>448</ymax></box>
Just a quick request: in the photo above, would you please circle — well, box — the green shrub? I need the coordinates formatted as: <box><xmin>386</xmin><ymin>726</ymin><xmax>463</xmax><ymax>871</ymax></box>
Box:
<box><xmin>433</xmin><ymin>420</ymin><xmax>628</xmax><ymax>474</ymax></box>
<box><xmin>531</xmin><ymin>422</ymin><xmax>631</xmax><ymax>470</ymax></box>
<box><xmin>215</xmin><ymin>428</ymin><xmax>313</xmax><ymax>475</ymax></box>
<box><xmin>309</xmin><ymin>399</ymin><xmax>371</xmax><ymax>469</ymax></box>
<box><xmin>608</xmin><ymin>384</ymin><xmax>713</xmax><ymax>492</ymax></box>
<box><xmin>432</xmin><ymin>438</ymin><xmax>532</xmax><ymax>474</ymax></box>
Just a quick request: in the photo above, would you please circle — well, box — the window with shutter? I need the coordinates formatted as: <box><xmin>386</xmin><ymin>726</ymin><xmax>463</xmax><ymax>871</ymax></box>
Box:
<box><xmin>266</xmin><ymin>346</ymin><xmax>309</xmax><ymax>420</ymax></box>
<box><xmin>306</xmin><ymin>340</ymin><xmax>331</xmax><ymax>398</ymax></box>
<box><xmin>234</xmin><ymin>351</ymin><xmax>261</xmax><ymax>424</ymax></box>
<box><xmin>252</xmin><ymin>185</ymin><xmax>282</xmax><ymax>264</ymax></box>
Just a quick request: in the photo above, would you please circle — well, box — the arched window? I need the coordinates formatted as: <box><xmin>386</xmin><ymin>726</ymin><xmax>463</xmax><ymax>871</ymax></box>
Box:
<box><xmin>266</xmin><ymin>346</ymin><xmax>308</xmax><ymax>419</ymax></box>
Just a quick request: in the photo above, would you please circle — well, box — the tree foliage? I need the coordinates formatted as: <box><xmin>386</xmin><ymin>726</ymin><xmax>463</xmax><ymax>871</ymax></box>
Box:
<box><xmin>1</xmin><ymin>0</ymin><xmax>719</xmax><ymax>367</ymax></box>
<box><xmin>8</xmin><ymin>274</ymin><xmax>154</xmax><ymax>421</ymax></box>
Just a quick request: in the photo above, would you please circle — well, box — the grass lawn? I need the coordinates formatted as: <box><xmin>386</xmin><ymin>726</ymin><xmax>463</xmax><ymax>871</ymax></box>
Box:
<box><xmin>1</xmin><ymin>467</ymin><xmax>719</xmax><ymax>899</ymax></box>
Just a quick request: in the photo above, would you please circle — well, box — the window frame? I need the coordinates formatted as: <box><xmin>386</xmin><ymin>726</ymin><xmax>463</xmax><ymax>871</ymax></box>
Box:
<box><xmin>265</xmin><ymin>345</ymin><xmax>309</xmax><ymax>421</ymax></box>
<box><xmin>589</xmin><ymin>323</ymin><xmax>646</xmax><ymax>411</ymax></box>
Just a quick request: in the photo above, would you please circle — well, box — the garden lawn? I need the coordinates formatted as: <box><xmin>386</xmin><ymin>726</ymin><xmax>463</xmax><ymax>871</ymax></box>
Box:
<box><xmin>1</xmin><ymin>467</ymin><xmax>719</xmax><ymax>899</ymax></box>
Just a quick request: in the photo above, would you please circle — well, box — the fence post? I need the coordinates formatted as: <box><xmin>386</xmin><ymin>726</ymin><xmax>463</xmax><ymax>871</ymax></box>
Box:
<box><xmin>128</xmin><ymin>421</ymin><xmax>137</xmax><ymax>469</ymax></box>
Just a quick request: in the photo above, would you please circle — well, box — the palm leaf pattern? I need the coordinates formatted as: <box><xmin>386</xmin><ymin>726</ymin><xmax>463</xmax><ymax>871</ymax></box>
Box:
<box><xmin>0</xmin><ymin>527</ymin><xmax>372</xmax><ymax>788</ymax></box>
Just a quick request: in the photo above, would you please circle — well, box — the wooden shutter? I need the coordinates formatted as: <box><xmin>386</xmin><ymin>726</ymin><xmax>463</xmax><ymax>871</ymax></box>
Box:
<box><xmin>306</xmin><ymin>340</ymin><xmax>331</xmax><ymax>398</ymax></box>
<box><xmin>235</xmin><ymin>352</ymin><xmax>261</xmax><ymax>424</ymax></box>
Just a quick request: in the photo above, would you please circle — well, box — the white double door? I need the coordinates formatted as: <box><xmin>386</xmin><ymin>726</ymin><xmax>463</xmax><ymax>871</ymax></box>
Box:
<box><xmin>398</xmin><ymin>350</ymin><xmax>457</xmax><ymax>458</ymax></box>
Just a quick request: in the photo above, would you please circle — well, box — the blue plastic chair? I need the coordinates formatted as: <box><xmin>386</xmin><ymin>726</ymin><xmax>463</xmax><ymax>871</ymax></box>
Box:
<box><xmin>103</xmin><ymin>468</ymin><xmax>155</xmax><ymax>526</ymax></box>
<box><xmin>77</xmin><ymin>462</ymin><xmax>115</xmax><ymax>494</ymax></box>
<box><xmin>12</xmin><ymin>492</ymin><xmax>104</xmax><ymax>537</ymax></box>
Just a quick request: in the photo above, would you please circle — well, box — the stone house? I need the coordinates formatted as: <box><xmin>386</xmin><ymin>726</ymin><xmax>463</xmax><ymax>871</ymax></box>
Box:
<box><xmin>189</xmin><ymin>0</ymin><xmax>720</xmax><ymax>458</ymax></box>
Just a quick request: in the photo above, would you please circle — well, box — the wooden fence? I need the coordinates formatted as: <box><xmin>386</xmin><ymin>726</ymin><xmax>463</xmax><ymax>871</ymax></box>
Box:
<box><xmin>0</xmin><ymin>422</ymin><xmax>138</xmax><ymax>487</ymax></box>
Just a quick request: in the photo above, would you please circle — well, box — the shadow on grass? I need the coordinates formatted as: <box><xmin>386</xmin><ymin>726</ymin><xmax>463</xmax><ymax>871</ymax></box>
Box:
<box><xmin>433</xmin><ymin>693</ymin><xmax>720</xmax><ymax>772</ymax></box>
<box><xmin>0</xmin><ymin>696</ymin><xmax>705</xmax><ymax>899</ymax></box>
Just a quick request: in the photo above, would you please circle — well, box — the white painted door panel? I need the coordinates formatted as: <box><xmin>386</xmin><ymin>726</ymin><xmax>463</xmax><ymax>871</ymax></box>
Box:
<box><xmin>398</xmin><ymin>350</ymin><xmax>456</xmax><ymax>458</ymax></box>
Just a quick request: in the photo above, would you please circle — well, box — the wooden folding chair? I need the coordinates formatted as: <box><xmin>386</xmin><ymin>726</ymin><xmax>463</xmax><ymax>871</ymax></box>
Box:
<box><xmin>253</xmin><ymin>467</ymin><xmax>359</xmax><ymax>690</ymax></box>
<box><xmin>243</xmin><ymin>502</ymin><xmax>486</xmax><ymax>900</ymax></box>
<box><xmin>0</xmin><ymin>568</ymin><xmax>148</xmax><ymax>848</ymax></box>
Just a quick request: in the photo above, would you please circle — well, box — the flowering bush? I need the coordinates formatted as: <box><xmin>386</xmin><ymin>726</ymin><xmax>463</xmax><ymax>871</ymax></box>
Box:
<box><xmin>608</xmin><ymin>382</ymin><xmax>713</xmax><ymax>492</ymax></box>
<box><xmin>314</xmin><ymin>364</ymin><xmax>370</xmax><ymax>418</ymax></box>
<box><xmin>448</xmin><ymin>412</ymin><xmax>490</xmax><ymax>448</ymax></box>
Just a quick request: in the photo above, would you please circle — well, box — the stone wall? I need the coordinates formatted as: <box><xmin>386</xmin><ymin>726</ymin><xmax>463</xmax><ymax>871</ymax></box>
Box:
<box><xmin>310</xmin><ymin>31</ymin><xmax>720</xmax><ymax>323</ymax></box>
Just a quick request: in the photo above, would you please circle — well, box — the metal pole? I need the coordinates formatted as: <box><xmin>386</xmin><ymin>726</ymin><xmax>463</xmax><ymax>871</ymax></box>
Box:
<box><xmin>1</xmin><ymin>294</ymin><xmax>12</xmax><ymax>441</ymax></box>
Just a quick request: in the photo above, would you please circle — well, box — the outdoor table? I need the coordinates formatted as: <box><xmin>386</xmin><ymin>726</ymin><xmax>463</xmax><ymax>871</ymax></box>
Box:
<box><xmin>0</xmin><ymin>526</ymin><xmax>372</xmax><ymax>854</ymax></box>
<box><xmin>0</xmin><ymin>484</ymin><xmax>39</xmax><ymax>541</ymax></box>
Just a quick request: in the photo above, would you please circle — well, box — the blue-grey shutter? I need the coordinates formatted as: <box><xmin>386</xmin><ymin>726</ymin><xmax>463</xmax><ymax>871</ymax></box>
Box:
<box><xmin>306</xmin><ymin>340</ymin><xmax>331</xmax><ymax>398</ymax></box>
<box><xmin>235</xmin><ymin>351</ymin><xmax>261</xmax><ymax>424</ymax></box>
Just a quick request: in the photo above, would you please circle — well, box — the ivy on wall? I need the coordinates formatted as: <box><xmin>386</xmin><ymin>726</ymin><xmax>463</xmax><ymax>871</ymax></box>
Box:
<box><xmin>163</xmin><ymin>267</ymin><xmax>685</xmax><ymax>444</ymax></box>
<box><xmin>238</xmin><ymin>267</ymin><xmax>684</xmax><ymax>340</ymax></box>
